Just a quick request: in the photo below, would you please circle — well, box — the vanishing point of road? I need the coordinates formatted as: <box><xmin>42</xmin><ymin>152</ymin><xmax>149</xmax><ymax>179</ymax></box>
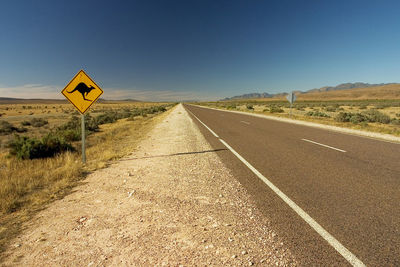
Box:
<box><xmin>184</xmin><ymin>104</ymin><xmax>400</xmax><ymax>266</ymax></box>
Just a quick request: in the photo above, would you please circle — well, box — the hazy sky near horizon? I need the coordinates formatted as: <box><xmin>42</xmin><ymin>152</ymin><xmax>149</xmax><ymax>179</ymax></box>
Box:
<box><xmin>1</xmin><ymin>0</ymin><xmax>400</xmax><ymax>101</ymax></box>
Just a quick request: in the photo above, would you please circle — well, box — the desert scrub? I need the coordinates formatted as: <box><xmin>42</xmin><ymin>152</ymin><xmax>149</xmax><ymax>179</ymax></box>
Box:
<box><xmin>335</xmin><ymin>110</ymin><xmax>391</xmax><ymax>124</ymax></box>
<box><xmin>246</xmin><ymin>104</ymin><xmax>254</xmax><ymax>110</ymax></box>
<box><xmin>30</xmin><ymin>118</ymin><xmax>48</xmax><ymax>127</ymax></box>
<box><xmin>305</xmin><ymin>111</ymin><xmax>330</xmax><ymax>118</ymax></box>
<box><xmin>269</xmin><ymin>106</ymin><xmax>284</xmax><ymax>113</ymax></box>
<box><xmin>362</xmin><ymin>109</ymin><xmax>391</xmax><ymax>124</ymax></box>
<box><xmin>325</xmin><ymin>106</ymin><xmax>337</xmax><ymax>112</ymax></box>
<box><xmin>9</xmin><ymin>134</ymin><xmax>75</xmax><ymax>160</ymax></box>
<box><xmin>0</xmin><ymin>121</ymin><xmax>27</xmax><ymax>135</ymax></box>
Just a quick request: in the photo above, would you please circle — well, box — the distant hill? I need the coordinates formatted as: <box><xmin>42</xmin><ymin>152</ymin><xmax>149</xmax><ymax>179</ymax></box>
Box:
<box><xmin>307</xmin><ymin>82</ymin><xmax>396</xmax><ymax>93</ymax></box>
<box><xmin>298</xmin><ymin>83</ymin><xmax>400</xmax><ymax>100</ymax></box>
<box><xmin>0</xmin><ymin>97</ymin><xmax>68</xmax><ymax>104</ymax></box>
<box><xmin>222</xmin><ymin>82</ymin><xmax>400</xmax><ymax>100</ymax></box>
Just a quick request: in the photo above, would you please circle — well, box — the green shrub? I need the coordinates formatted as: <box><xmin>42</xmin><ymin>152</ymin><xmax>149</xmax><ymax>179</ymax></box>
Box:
<box><xmin>335</xmin><ymin>112</ymin><xmax>353</xmax><ymax>122</ymax></box>
<box><xmin>0</xmin><ymin>121</ymin><xmax>27</xmax><ymax>135</ymax></box>
<box><xmin>9</xmin><ymin>134</ymin><xmax>75</xmax><ymax>160</ymax></box>
<box><xmin>30</xmin><ymin>118</ymin><xmax>48</xmax><ymax>127</ymax></box>
<box><xmin>55</xmin><ymin>129</ymin><xmax>81</xmax><ymax>142</ymax></box>
<box><xmin>358</xmin><ymin>104</ymin><xmax>368</xmax><ymax>110</ymax></box>
<box><xmin>21</xmin><ymin>121</ymin><xmax>31</xmax><ymax>126</ymax></box>
<box><xmin>349</xmin><ymin>113</ymin><xmax>368</xmax><ymax>124</ymax></box>
<box><xmin>58</xmin><ymin>115</ymin><xmax>99</xmax><ymax>132</ymax></box>
<box><xmin>325</xmin><ymin>106</ymin><xmax>337</xmax><ymax>112</ymax></box>
<box><xmin>390</xmin><ymin>119</ymin><xmax>400</xmax><ymax>125</ymax></box>
<box><xmin>335</xmin><ymin>110</ymin><xmax>391</xmax><ymax>124</ymax></box>
<box><xmin>246</xmin><ymin>104</ymin><xmax>254</xmax><ymax>110</ymax></box>
<box><xmin>362</xmin><ymin>109</ymin><xmax>391</xmax><ymax>124</ymax></box>
<box><xmin>269</xmin><ymin>106</ymin><xmax>284</xmax><ymax>113</ymax></box>
<box><xmin>305</xmin><ymin>111</ymin><xmax>330</xmax><ymax>118</ymax></box>
<box><xmin>95</xmin><ymin>112</ymin><xmax>119</xmax><ymax>124</ymax></box>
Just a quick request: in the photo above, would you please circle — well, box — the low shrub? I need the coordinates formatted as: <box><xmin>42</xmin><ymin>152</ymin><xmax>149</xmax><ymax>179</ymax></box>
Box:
<box><xmin>335</xmin><ymin>110</ymin><xmax>391</xmax><ymax>124</ymax></box>
<box><xmin>246</xmin><ymin>104</ymin><xmax>254</xmax><ymax>110</ymax></box>
<box><xmin>9</xmin><ymin>134</ymin><xmax>75</xmax><ymax>160</ymax></box>
<box><xmin>305</xmin><ymin>111</ymin><xmax>330</xmax><ymax>118</ymax></box>
<box><xmin>325</xmin><ymin>106</ymin><xmax>337</xmax><ymax>112</ymax></box>
<box><xmin>390</xmin><ymin>119</ymin><xmax>400</xmax><ymax>125</ymax></box>
<box><xmin>269</xmin><ymin>106</ymin><xmax>284</xmax><ymax>113</ymax></box>
<box><xmin>362</xmin><ymin>109</ymin><xmax>391</xmax><ymax>124</ymax></box>
<box><xmin>358</xmin><ymin>104</ymin><xmax>368</xmax><ymax>110</ymax></box>
<box><xmin>0</xmin><ymin>121</ymin><xmax>27</xmax><ymax>135</ymax></box>
<box><xmin>58</xmin><ymin>114</ymin><xmax>99</xmax><ymax>133</ymax></box>
<box><xmin>30</xmin><ymin>118</ymin><xmax>48</xmax><ymax>127</ymax></box>
<box><xmin>21</xmin><ymin>121</ymin><xmax>31</xmax><ymax>126</ymax></box>
<box><xmin>56</xmin><ymin>128</ymin><xmax>81</xmax><ymax>142</ymax></box>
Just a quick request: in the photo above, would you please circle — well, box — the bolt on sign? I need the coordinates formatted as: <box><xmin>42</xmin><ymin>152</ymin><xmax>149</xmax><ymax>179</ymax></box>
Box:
<box><xmin>61</xmin><ymin>70</ymin><xmax>103</xmax><ymax>114</ymax></box>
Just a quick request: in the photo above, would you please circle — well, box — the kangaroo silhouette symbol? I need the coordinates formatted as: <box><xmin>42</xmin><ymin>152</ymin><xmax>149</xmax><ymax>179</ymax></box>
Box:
<box><xmin>68</xmin><ymin>82</ymin><xmax>95</xmax><ymax>101</ymax></box>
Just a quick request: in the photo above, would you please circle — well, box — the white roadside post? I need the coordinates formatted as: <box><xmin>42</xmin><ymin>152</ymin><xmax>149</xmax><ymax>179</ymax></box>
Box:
<box><xmin>286</xmin><ymin>91</ymin><xmax>297</xmax><ymax>118</ymax></box>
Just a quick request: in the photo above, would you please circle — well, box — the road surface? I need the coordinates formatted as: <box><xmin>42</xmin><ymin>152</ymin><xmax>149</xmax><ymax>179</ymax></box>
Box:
<box><xmin>184</xmin><ymin>104</ymin><xmax>400</xmax><ymax>266</ymax></box>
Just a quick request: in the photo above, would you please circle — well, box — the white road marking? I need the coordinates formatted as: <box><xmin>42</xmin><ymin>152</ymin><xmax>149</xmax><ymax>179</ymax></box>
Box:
<box><xmin>301</xmin><ymin>139</ymin><xmax>346</xmax><ymax>153</ymax></box>
<box><xmin>187</xmin><ymin>107</ymin><xmax>365</xmax><ymax>267</ymax></box>
<box><xmin>189</xmin><ymin>104</ymin><xmax>400</xmax><ymax>144</ymax></box>
<box><xmin>240</xmin><ymin>120</ymin><xmax>250</xmax><ymax>125</ymax></box>
<box><xmin>186</xmin><ymin>109</ymin><xmax>219</xmax><ymax>138</ymax></box>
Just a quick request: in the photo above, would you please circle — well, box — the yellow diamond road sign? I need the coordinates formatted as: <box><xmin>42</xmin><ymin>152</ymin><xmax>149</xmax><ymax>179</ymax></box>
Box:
<box><xmin>61</xmin><ymin>70</ymin><xmax>103</xmax><ymax>114</ymax></box>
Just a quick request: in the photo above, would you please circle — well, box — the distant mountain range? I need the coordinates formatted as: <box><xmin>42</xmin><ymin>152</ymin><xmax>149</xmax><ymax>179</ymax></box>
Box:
<box><xmin>222</xmin><ymin>82</ymin><xmax>398</xmax><ymax>100</ymax></box>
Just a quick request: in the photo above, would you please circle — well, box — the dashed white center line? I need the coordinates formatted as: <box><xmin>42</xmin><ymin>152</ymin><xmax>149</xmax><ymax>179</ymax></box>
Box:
<box><xmin>240</xmin><ymin>120</ymin><xmax>250</xmax><ymax>125</ymax></box>
<box><xmin>301</xmin><ymin>139</ymin><xmax>346</xmax><ymax>153</ymax></box>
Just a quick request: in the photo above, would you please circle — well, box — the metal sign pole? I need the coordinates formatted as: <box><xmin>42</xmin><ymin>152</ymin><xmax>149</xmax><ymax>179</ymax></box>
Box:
<box><xmin>290</xmin><ymin>101</ymin><xmax>293</xmax><ymax>118</ymax></box>
<box><xmin>81</xmin><ymin>114</ymin><xmax>86</xmax><ymax>164</ymax></box>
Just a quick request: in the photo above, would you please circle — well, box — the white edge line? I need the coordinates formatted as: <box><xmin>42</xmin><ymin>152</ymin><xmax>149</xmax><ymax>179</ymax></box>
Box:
<box><xmin>186</xmin><ymin>109</ymin><xmax>219</xmax><ymax>138</ymax></box>
<box><xmin>302</xmin><ymin>139</ymin><xmax>347</xmax><ymax>153</ymax></box>
<box><xmin>188</xmin><ymin>104</ymin><xmax>400</xmax><ymax>145</ymax></box>
<box><xmin>186</xmin><ymin>106</ymin><xmax>365</xmax><ymax>267</ymax></box>
<box><xmin>219</xmin><ymin>139</ymin><xmax>364</xmax><ymax>267</ymax></box>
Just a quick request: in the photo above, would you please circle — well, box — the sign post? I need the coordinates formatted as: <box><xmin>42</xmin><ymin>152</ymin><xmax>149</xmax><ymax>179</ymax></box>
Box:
<box><xmin>61</xmin><ymin>70</ymin><xmax>103</xmax><ymax>163</ymax></box>
<box><xmin>81</xmin><ymin>114</ymin><xmax>86</xmax><ymax>163</ymax></box>
<box><xmin>286</xmin><ymin>91</ymin><xmax>297</xmax><ymax>118</ymax></box>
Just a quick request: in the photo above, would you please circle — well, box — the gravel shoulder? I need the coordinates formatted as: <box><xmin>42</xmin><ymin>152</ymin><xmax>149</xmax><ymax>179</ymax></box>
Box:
<box><xmin>3</xmin><ymin>104</ymin><xmax>297</xmax><ymax>266</ymax></box>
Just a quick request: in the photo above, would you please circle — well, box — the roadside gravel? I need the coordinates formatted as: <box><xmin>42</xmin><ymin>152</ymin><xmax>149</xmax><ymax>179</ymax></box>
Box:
<box><xmin>3</xmin><ymin>104</ymin><xmax>297</xmax><ymax>266</ymax></box>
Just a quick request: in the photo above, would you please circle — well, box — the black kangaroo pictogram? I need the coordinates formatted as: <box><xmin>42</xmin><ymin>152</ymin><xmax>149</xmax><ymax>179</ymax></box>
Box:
<box><xmin>68</xmin><ymin>82</ymin><xmax>96</xmax><ymax>101</ymax></box>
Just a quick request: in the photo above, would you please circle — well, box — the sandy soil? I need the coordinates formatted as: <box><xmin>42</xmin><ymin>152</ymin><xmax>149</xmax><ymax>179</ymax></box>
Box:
<box><xmin>3</xmin><ymin>104</ymin><xmax>296</xmax><ymax>266</ymax></box>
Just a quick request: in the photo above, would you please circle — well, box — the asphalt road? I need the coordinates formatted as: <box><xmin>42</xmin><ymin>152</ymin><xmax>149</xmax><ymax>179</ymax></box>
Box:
<box><xmin>184</xmin><ymin>104</ymin><xmax>400</xmax><ymax>266</ymax></box>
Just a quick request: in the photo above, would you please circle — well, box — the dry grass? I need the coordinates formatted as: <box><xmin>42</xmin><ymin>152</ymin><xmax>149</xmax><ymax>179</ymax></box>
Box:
<box><xmin>0</xmin><ymin>102</ymin><xmax>175</xmax><ymax>258</ymax></box>
<box><xmin>199</xmin><ymin>101</ymin><xmax>400</xmax><ymax>137</ymax></box>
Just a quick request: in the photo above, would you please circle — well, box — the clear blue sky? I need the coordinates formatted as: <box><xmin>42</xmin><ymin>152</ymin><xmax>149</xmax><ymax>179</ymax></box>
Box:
<box><xmin>1</xmin><ymin>0</ymin><xmax>400</xmax><ymax>101</ymax></box>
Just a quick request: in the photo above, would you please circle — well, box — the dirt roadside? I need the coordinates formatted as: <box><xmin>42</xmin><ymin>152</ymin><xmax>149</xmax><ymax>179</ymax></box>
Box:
<box><xmin>3</xmin><ymin>104</ymin><xmax>297</xmax><ymax>266</ymax></box>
